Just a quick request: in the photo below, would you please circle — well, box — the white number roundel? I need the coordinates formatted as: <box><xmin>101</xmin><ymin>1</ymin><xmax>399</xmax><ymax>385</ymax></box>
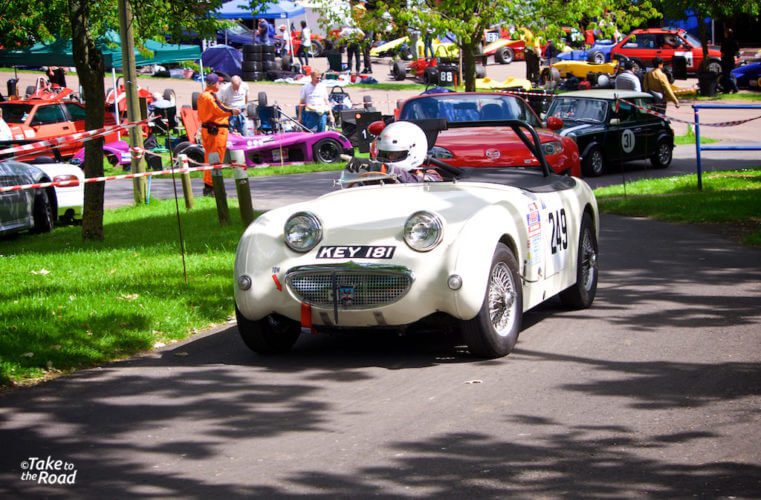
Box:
<box><xmin>621</xmin><ymin>129</ymin><xmax>635</xmax><ymax>154</ymax></box>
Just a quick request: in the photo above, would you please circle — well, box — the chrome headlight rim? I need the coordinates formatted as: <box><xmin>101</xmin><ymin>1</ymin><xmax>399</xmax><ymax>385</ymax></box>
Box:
<box><xmin>541</xmin><ymin>140</ymin><xmax>564</xmax><ymax>156</ymax></box>
<box><xmin>283</xmin><ymin>211</ymin><xmax>323</xmax><ymax>253</ymax></box>
<box><xmin>403</xmin><ymin>210</ymin><xmax>444</xmax><ymax>252</ymax></box>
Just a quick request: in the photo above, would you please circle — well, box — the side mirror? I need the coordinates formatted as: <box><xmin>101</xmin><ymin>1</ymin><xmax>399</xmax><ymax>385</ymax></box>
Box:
<box><xmin>367</xmin><ymin>120</ymin><xmax>386</xmax><ymax>137</ymax></box>
<box><xmin>610</xmin><ymin>118</ymin><xmax>620</xmax><ymax>126</ymax></box>
<box><xmin>546</xmin><ymin>116</ymin><xmax>564</xmax><ymax>131</ymax></box>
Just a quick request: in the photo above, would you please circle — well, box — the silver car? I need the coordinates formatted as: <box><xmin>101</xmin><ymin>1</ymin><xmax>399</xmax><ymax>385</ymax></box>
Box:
<box><xmin>0</xmin><ymin>160</ymin><xmax>56</xmax><ymax>235</ymax></box>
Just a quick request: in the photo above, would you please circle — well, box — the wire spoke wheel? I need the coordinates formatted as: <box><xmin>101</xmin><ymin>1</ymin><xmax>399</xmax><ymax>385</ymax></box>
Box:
<box><xmin>488</xmin><ymin>262</ymin><xmax>518</xmax><ymax>336</ymax></box>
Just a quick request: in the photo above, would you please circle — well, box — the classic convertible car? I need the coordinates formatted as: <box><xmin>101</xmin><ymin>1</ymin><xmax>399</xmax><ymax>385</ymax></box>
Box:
<box><xmin>234</xmin><ymin>120</ymin><xmax>599</xmax><ymax>358</ymax></box>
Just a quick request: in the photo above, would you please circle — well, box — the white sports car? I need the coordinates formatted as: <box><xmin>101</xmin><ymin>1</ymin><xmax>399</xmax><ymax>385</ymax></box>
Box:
<box><xmin>234</xmin><ymin>120</ymin><xmax>599</xmax><ymax>358</ymax></box>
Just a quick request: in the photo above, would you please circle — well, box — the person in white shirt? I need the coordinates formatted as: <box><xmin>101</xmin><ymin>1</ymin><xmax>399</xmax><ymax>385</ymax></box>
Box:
<box><xmin>0</xmin><ymin>108</ymin><xmax>13</xmax><ymax>141</ymax></box>
<box><xmin>219</xmin><ymin>76</ymin><xmax>249</xmax><ymax>135</ymax></box>
<box><xmin>297</xmin><ymin>70</ymin><xmax>334</xmax><ymax>132</ymax></box>
<box><xmin>297</xmin><ymin>20</ymin><xmax>312</xmax><ymax>69</ymax></box>
<box><xmin>615</xmin><ymin>60</ymin><xmax>642</xmax><ymax>92</ymax></box>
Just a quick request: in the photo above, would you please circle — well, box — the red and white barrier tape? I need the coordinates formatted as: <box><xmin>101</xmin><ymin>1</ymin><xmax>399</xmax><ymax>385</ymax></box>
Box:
<box><xmin>0</xmin><ymin>161</ymin><xmax>247</xmax><ymax>193</ymax></box>
<box><xmin>0</xmin><ymin>119</ymin><xmax>148</xmax><ymax>158</ymax></box>
<box><xmin>616</xmin><ymin>98</ymin><xmax>761</xmax><ymax>127</ymax></box>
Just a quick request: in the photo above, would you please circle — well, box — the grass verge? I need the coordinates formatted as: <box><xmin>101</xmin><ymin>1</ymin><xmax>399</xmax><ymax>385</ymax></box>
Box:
<box><xmin>595</xmin><ymin>167</ymin><xmax>761</xmax><ymax>245</ymax></box>
<box><xmin>0</xmin><ymin>197</ymin><xmax>249</xmax><ymax>387</ymax></box>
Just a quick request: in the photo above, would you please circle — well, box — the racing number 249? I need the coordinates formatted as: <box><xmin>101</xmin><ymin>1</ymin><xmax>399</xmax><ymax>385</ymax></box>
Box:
<box><xmin>548</xmin><ymin>208</ymin><xmax>568</xmax><ymax>254</ymax></box>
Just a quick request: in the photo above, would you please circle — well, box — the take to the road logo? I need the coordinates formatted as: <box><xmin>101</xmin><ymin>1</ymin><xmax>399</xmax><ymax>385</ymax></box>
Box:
<box><xmin>19</xmin><ymin>456</ymin><xmax>78</xmax><ymax>485</ymax></box>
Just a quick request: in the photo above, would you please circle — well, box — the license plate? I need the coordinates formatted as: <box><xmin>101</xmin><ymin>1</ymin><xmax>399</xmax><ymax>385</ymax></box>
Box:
<box><xmin>316</xmin><ymin>245</ymin><xmax>396</xmax><ymax>259</ymax></box>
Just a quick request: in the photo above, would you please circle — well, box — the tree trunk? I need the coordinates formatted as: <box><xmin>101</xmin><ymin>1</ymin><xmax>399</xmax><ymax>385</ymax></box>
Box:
<box><xmin>462</xmin><ymin>40</ymin><xmax>477</xmax><ymax>92</ymax></box>
<box><xmin>68</xmin><ymin>0</ymin><xmax>106</xmax><ymax>241</ymax></box>
<box><xmin>697</xmin><ymin>10</ymin><xmax>709</xmax><ymax>71</ymax></box>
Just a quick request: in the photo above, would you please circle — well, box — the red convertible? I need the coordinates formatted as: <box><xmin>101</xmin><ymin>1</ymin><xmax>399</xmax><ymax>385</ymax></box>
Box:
<box><xmin>396</xmin><ymin>92</ymin><xmax>580</xmax><ymax>176</ymax></box>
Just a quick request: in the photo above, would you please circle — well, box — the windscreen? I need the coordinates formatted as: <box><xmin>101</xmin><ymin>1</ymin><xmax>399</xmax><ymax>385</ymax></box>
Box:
<box><xmin>547</xmin><ymin>98</ymin><xmax>608</xmax><ymax>123</ymax></box>
<box><xmin>0</xmin><ymin>104</ymin><xmax>33</xmax><ymax>124</ymax></box>
<box><xmin>399</xmin><ymin>94</ymin><xmax>539</xmax><ymax>126</ymax></box>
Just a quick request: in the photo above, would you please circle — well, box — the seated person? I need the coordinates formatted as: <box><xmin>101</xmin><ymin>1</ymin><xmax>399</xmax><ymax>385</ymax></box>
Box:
<box><xmin>345</xmin><ymin>121</ymin><xmax>442</xmax><ymax>184</ymax></box>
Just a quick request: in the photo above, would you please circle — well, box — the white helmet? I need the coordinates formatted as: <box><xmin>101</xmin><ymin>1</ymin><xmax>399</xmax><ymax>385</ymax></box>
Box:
<box><xmin>376</xmin><ymin>121</ymin><xmax>428</xmax><ymax>171</ymax></box>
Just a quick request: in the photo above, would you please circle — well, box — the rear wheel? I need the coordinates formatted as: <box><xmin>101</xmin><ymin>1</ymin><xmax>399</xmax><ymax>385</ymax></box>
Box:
<box><xmin>475</xmin><ymin>64</ymin><xmax>486</xmax><ymax>79</ymax></box>
<box><xmin>32</xmin><ymin>190</ymin><xmax>55</xmax><ymax>233</ymax></box>
<box><xmin>173</xmin><ymin>141</ymin><xmax>191</xmax><ymax>155</ymax></box>
<box><xmin>582</xmin><ymin>144</ymin><xmax>605</xmax><ymax>177</ymax></box>
<box><xmin>460</xmin><ymin>243</ymin><xmax>522</xmax><ymax>358</ymax></box>
<box><xmin>191</xmin><ymin>92</ymin><xmax>200</xmax><ymax>110</ymax></box>
<box><xmin>310</xmin><ymin>40</ymin><xmax>324</xmax><ymax>57</ymax></box>
<box><xmin>650</xmin><ymin>137</ymin><xmax>672</xmax><ymax>169</ymax></box>
<box><xmin>257</xmin><ymin>91</ymin><xmax>268</xmax><ymax>107</ymax></box>
<box><xmin>495</xmin><ymin>46</ymin><xmax>514</xmax><ymax>64</ymax></box>
<box><xmin>184</xmin><ymin>145</ymin><xmax>206</xmax><ymax>165</ymax></box>
<box><xmin>162</xmin><ymin>88</ymin><xmax>176</xmax><ymax>105</ymax></box>
<box><xmin>312</xmin><ymin>138</ymin><xmax>342</xmax><ymax>163</ymax></box>
<box><xmin>559</xmin><ymin>213</ymin><xmax>598</xmax><ymax>309</ymax></box>
<box><xmin>236</xmin><ymin>308</ymin><xmax>300</xmax><ymax>354</ymax></box>
<box><xmin>392</xmin><ymin>60</ymin><xmax>407</xmax><ymax>81</ymax></box>
<box><xmin>587</xmin><ymin>50</ymin><xmax>605</xmax><ymax>65</ymax></box>
<box><xmin>707</xmin><ymin>60</ymin><xmax>722</xmax><ymax>75</ymax></box>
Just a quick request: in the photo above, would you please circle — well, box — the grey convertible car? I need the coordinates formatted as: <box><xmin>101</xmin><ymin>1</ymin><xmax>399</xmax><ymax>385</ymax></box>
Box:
<box><xmin>0</xmin><ymin>160</ymin><xmax>56</xmax><ymax>235</ymax></box>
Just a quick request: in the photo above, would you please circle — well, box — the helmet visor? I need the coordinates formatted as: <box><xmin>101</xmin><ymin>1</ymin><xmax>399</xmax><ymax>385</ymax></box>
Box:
<box><xmin>377</xmin><ymin>149</ymin><xmax>409</xmax><ymax>164</ymax></box>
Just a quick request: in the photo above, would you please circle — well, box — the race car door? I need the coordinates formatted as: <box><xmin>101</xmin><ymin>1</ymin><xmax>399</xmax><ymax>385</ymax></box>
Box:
<box><xmin>603</xmin><ymin>100</ymin><xmax>648</xmax><ymax>163</ymax></box>
<box><xmin>536</xmin><ymin>193</ymin><xmax>573</xmax><ymax>280</ymax></box>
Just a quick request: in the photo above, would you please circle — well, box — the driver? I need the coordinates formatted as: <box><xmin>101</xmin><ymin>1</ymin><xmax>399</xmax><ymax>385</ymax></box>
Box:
<box><xmin>375</xmin><ymin>121</ymin><xmax>441</xmax><ymax>182</ymax></box>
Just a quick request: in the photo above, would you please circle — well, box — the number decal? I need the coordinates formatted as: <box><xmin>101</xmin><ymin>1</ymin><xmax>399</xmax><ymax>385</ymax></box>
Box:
<box><xmin>621</xmin><ymin>129</ymin><xmax>635</xmax><ymax>154</ymax></box>
<box><xmin>548</xmin><ymin>208</ymin><xmax>568</xmax><ymax>254</ymax></box>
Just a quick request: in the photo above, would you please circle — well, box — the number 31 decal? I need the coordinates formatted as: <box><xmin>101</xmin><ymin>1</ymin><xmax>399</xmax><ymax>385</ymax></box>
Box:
<box><xmin>548</xmin><ymin>208</ymin><xmax>568</xmax><ymax>254</ymax></box>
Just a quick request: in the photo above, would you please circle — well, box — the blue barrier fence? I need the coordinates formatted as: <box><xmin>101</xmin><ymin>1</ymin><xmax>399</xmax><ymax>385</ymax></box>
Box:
<box><xmin>694</xmin><ymin>103</ymin><xmax>761</xmax><ymax>190</ymax></box>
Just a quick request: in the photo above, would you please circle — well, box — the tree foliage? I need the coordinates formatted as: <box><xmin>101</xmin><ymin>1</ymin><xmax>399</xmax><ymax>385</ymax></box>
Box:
<box><xmin>0</xmin><ymin>1</ymin><xmax>268</xmax><ymax>239</ymax></box>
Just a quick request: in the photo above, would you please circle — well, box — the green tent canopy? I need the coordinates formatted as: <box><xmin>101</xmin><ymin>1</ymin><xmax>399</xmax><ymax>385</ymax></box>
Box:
<box><xmin>0</xmin><ymin>32</ymin><xmax>201</xmax><ymax>70</ymax></box>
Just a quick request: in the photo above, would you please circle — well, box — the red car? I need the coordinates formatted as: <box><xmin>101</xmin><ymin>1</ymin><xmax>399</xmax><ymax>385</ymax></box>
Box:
<box><xmin>610</xmin><ymin>28</ymin><xmax>722</xmax><ymax>74</ymax></box>
<box><xmin>396</xmin><ymin>92</ymin><xmax>580</xmax><ymax>176</ymax></box>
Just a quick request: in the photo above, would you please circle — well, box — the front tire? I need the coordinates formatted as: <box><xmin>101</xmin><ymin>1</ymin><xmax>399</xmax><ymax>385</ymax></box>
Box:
<box><xmin>559</xmin><ymin>212</ymin><xmax>598</xmax><ymax>309</ymax></box>
<box><xmin>236</xmin><ymin>308</ymin><xmax>301</xmax><ymax>354</ymax></box>
<box><xmin>582</xmin><ymin>145</ymin><xmax>605</xmax><ymax>177</ymax></box>
<box><xmin>650</xmin><ymin>137</ymin><xmax>673</xmax><ymax>169</ymax></box>
<box><xmin>312</xmin><ymin>138</ymin><xmax>342</xmax><ymax>163</ymax></box>
<box><xmin>392</xmin><ymin>60</ymin><xmax>407</xmax><ymax>81</ymax></box>
<box><xmin>460</xmin><ymin>243</ymin><xmax>523</xmax><ymax>358</ymax></box>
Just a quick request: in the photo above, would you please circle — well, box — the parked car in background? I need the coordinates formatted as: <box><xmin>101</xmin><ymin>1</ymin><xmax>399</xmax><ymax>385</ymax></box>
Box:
<box><xmin>546</xmin><ymin>90</ymin><xmax>674</xmax><ymax>176</ymax></box>
<box><xmin>610</xmin><ymin>28</ymin><xmax>721</xmax><ymax>74</ymax></box>
<box><xmin>397</xmin><ymin>92</ymin><xmax>580</xmax><ymax>176</ymax></box>
<box><xmin>731</xmin><ymin>62</ymin><xmax>761</xmax><ymax>90</ymax></box>
<box><xmin>1</xmin><ymin>160</ymin><xmax>56</xmax><ymax>235</ymax></box>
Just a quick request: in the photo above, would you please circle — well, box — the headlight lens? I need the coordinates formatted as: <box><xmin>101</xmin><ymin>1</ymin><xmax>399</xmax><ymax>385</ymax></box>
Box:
<box><xmin>429</xmin><ymin>146</ymin><xmax>454</xmax><ymax>159</ymax></box>
<box><xmin>404</xmin><ymin>211</ymin><xmax>444</xmax><ymax>252</ymax></box>
<box><xmin>541</xmin><ymin>141</ymin><xmax>564</xmax><ymax>156</ymax></box>
<box><xmin>284</xmin><ymin>212</ymin><xmax>322</xmax><ymax>252</ymax></box>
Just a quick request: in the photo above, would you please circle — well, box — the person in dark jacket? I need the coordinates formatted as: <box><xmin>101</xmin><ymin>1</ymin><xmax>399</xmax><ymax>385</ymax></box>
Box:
<box><xmin>721</xmin><ymin>28</ymin><xmax>739</xmax><ymax>93</ymax></box>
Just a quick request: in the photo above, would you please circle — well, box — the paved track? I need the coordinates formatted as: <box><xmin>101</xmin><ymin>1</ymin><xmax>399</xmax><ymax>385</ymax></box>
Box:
<box><xmin>1</xmin><ymin>213</ymin><xmax>760</xmax><ymax>497</ymax></box>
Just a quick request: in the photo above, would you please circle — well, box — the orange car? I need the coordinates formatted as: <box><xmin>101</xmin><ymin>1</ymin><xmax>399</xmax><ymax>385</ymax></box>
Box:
<box><xmin>1</xmin><ymin>95</ymin><xmax>117</xmax><ymax>160</ymax></box>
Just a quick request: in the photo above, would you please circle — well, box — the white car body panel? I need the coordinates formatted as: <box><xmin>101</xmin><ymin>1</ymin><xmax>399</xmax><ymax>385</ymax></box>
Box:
<box><xmin>35</xmin><ymin>162</ymin><xmax>84</xmax><ymax>220</ymax></box>
<box><xmin>235</xmin><ymin>175</ymin><xmax>598</xmax><ymax>329</ymax></box>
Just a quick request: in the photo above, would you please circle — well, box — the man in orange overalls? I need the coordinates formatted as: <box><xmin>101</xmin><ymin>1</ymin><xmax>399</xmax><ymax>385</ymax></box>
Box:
<box><xmin>198</xmin><ymin>73</ymin><xmax>240</xmax><ymax>195</ymax></box>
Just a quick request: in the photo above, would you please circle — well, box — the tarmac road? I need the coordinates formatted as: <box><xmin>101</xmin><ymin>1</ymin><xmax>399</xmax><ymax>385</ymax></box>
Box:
<box><xmin>104</xmin><ymin>145</ymin><xmax>761</xmax><ymax>211</ymax></box>
<box><xmin>1</xmin><ymin>213</ymin><xmax>760</xmax><ymax>497</ymax></box>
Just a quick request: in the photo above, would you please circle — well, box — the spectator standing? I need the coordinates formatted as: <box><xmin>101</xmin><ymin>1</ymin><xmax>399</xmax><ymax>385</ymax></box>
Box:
<box><xmin>0</xmin><ymin>108</ymin><xmax>12</xmax><ymax>141</ymax></box>
<box><xmin>721</xmin><ymin>28</ymin><xmax>740</xmax><ymax>93</ymax></box>
<box><xmin>255</xmin><ymin>19</ymin><xmax>271</xmax><ymax>44</ymax></box>
<box><xmin>521</xmin><ymin>29</ymin><xmax>541</xmax><ymax>85</ymax></box>
<box><xmin>219</xmin><ymin>76</ymin><xmax>249</xmax><ymax>135</ymax></box>
<box><xmin>297</xmin><ymin>20</ymin><xmax>312</xmax><ymax>69</ymax></box>
<box><xmin>614</xmin><ymin>60</ymin><xmax>641</xmax><ymax>91</ymax></box>
<box><xmin>643</xmin><ymin>56</ymin><xmax>679</xmax><ymax>114</ymax></box>
<box><xmin>543</xmin><ymin>39</ymin><xmax>559</xmax><ymax>66</ymax></box>
<box><xmin>297</xmin><ymin>70</ymin><xmax>334</xmax><ymax>132</ymax></box>
<box><xmin>198</xmin><ymin>73</ymin><xmax>240</xmax><ymax>196</ymax></box>
<box><xmin>424</xmin><ymin>28</ymin><xmax>434</xmax><ymax>59</ymax></box>
<box><xmin>45</xmin><ymin>66</ymin><xmax>67</xmax><ymax>88</ymax></box>
<box><xmin>342</xmin><ymin>25</ymin><xmax>364</xmax><ymax>73</ymax></box>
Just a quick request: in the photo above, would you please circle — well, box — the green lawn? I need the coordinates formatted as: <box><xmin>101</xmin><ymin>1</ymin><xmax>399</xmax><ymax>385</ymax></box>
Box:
<box><xmin>0</xmin><ymin>198</ymin><xmax>248</xmax><ymax>386</ymax></box>
<box><xmin>595</xmin><ymin>167</ymin><xmax>761</xmax><ymax>245</ymax></box>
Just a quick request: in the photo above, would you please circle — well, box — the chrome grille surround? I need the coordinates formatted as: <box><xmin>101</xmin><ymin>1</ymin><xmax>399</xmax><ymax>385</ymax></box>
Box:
<box><xmin>285</xmin><ymin>263</ymin><xmax>414</xmax><ymax>310</ymax></box>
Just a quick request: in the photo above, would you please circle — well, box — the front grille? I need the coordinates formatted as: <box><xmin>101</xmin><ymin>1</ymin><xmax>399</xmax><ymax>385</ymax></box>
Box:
<box><xmin>285</xmin><ymin>264</ymin><xmax>414</xmax><ymax>310</ymax></box>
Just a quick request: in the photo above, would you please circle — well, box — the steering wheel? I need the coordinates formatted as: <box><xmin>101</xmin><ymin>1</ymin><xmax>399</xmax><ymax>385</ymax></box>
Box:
<box><xmin>344</xmin><ymin>171</ymin><xmax>401</xmax><ymax>187</ymax></box>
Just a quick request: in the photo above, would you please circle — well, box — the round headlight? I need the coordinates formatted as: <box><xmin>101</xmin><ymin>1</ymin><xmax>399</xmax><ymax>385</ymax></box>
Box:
<box><xmin>404</xmin><ymin>211</ymin><xmax>443</xmax><ymax>252</ymax></box>
<box><xmin>284</xmin><ymin>212</ymin><xmax>322</xmax><ymax>252</ymax></box>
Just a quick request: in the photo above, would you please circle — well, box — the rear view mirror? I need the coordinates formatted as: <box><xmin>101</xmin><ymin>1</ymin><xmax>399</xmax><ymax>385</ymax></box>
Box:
<box><xmin>546</xmin><ymin>116</ymin><xmax>564</xmax><ymax>131</ymax></box>
<box><xmin>367</xmin><ymin>120</ymin><xmax>386</xmax><ymax>137</ymax></box>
